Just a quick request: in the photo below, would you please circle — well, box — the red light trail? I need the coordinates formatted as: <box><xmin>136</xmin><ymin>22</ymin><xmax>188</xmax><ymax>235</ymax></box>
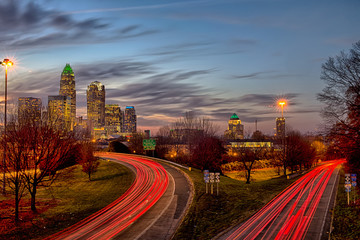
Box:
<box><xmin>47</xmin><ymin>153</ymin><xmax>168</xmax><ymax>240</ymax></box>
<box><xmin>224</xmin><ymin>160</ymin><xmax>345</xmax><ymax>240</ymax></box>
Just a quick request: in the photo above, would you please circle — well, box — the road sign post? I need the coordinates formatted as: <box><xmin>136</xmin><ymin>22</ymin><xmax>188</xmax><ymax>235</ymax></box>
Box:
<box><xmin>215</xmin><ymin>172</ymin><xmax>220</xmax><ymax>196</ymax></box>
<box><xmin>210</xmin><ymin>172</ymin><xmax>215</xmax><ymax>195</ymax></box>
<box><xmin>351</xmin><ymin>173</ymin><xmax>357</xmax><ymax>203</ymax></box>
<box><xmin>204</xmin><ymin>170</ymin><xmax>209</xmax><ymax>194</ymax></box>
<box><xmin>345</xmin><ymin>173</ymin><xmax>351</xmax><ymax>205</ymax></box>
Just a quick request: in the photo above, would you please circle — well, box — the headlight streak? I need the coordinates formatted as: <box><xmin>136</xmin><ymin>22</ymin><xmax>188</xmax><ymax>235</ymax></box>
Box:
<box><xmin>47</xmin><ymin>153</ymin><xmax>169</xmax><ymax>240</ymax></box>
<box><xmin>226</xmin><ymin>160</ymin><xmax>345</xmax><ymax>240</ymax></box>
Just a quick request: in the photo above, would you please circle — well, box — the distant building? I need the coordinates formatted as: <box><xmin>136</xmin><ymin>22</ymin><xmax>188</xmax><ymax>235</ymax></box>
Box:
<box><xmin>124</xmin><ymin>106</ymin><xmax>136</xmax><ymax>133</ymax></box>
<box><xmin>59</xmin><ymin>63</ymin><xmax>76</xmax><ymax>130</ymax></box>
<box><xmin>276</xmin><ymin>117</ymin><xmax>285</xmax><ymax>138</ymax></box>
<box><xmin>105</xmin><ymin>104</ymin><xmax>122</xmax><ymax>136</ymax></box>
<box><xmin>48</xmin><ymin>95</ymin><xmax>71</xmax><ymax>131</ymax></box>
<box><xmin>74</xmin><ymin>116</ymin><xmax>90</xmax><ymax>139</ymax></box>
<box><xmin>224</xmin><ymin>113</ymin><xmax>244</xmax><ymax>140</ymax></box>
<box><xmin>18</xmin><ymin>97</ymin><xmax>42</xmax><ymax>125</ymax></box>
<box><xmin>87</xmin><ymin>81</ymin><xmax>105</xmax><ymax>129</ymax></box>
<box><xmin>144</xmin><ymin>130</ymin><xmax>150</xmax><ymax>139</ymax></box>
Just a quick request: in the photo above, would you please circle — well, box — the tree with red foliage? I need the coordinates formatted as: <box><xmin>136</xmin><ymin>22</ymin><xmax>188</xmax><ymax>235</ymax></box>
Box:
<box><xmin>318</xmin><ymin>41</ymin><xmax>360</xmax><ymax>168</ymax></box>
<box><xmin>78</xmin><ymin>142</ymin><xmax>99</xmax><ymax>181</ymax></box>
<box><xmin>1</xmin><ymin>118</ymin><xmax>76</xmax><ymax>216</ymax></box>
<box><xmin>191</xmin><ymin>136</ymin><xmax>226</xmax><ymax>172</ymax></box>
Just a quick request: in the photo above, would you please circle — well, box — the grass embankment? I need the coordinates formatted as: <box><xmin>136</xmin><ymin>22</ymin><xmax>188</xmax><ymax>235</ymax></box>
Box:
<box><xmin>0</xmin><ymin>160</ymin><xmax>134</xmax><ymax>240</ymax></box>
<box><xmin>224</xmin><ymin>167</ymin><xmax>292</xmax><ymax>181</ymax></box>
<box><xmin>173</xmin><ymin>167</ymin><xmax>298</xmax><ymax>240</ymax></box>
<box><xmin>331</xmin><ymin>168</ymin><xmax>360</xmax><ymax>240</ymax></box>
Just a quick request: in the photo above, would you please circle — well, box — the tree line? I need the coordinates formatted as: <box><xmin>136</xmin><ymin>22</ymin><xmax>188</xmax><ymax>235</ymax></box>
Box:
<box><xmin>0</xmin><ymin>114</ymin><xmax>98</xmax><ymax>222</ymax></box>
<box><xmin>318</xmin><ymin>40</ymin><xmax>360</xmax><ymax>175</ymax></box>
<box><xmin>109</xmin><ymin>111</ymin><xmax>322</xmax><ymax>184</ymax></box>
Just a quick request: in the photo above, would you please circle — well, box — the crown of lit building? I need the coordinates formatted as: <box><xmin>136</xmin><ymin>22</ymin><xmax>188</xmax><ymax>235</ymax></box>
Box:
<box><xmin>225</xmin><ymin>113</ymin><xmax>244</xmax><ymax>140</ymax></box>
<box><xmin>230</xmin><ymin>113</ymin><xmax>240</xmax><ymax>121</ymax></box>
<box><xmin>62</xmin><ymin>63</ymin><xmax>74</xmax><ymax>75</ymax></box>
<box><xmin>88</xmin><ymin>81</ymin><xmax>104</xmax><ymax>91</ymax></box>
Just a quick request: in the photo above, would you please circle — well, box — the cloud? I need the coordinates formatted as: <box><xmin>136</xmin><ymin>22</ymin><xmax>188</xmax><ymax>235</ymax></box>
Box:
<box><xmin>232</xmin><ymin>71</ymin><xmax>302</xmax><ymax>80</ymax></box>
<box><xmin>61</xmin><ymin>0</ymin><xmax>213</xmax><ymax>15</ymax></box>
<box><xmin>75</xmin><ymin>61</ymin><xmax>154</xmax><ymax>82</ymax></box>
<box><xmin>0</xmin><ymin>0</ymin><xmax>158</xmax><ymax>49</ymax></box>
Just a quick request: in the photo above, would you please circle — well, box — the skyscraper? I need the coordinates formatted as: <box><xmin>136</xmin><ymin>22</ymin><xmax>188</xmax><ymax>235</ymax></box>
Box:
<box><xmin>59</xmin><ymin>63</ymin><xmax>76</xmax><ymax>130</ymax></box>
<box><xmin>87</xmin><ymin>81</ymin><xmax>105</xmax><ymax>128</ymax></box>
<box><xmin>105</xmin><ymin>104</ymin><xmax>122</xmax><ymax>135</ymax></box>
<box><xmin>224</xmin><ymin>113</ymin><xmax>244</xmax><ymax>140</ymax></box>
<box><xmin>18</xmin><ymin>97</ymin><xmax>42</xmax><ymax>125</ymax></box>
<box><xmin>48</xmin><ymin>95</ymin><xmax>71</xmax><ymax>131</ymax></box>
<box><xmin>276</xmin><ymin>117</ymin><xmax>285</xmax><ymax>138</ymax></box>
<box><xmin>124</xmin><ymin>106</ymin><xmax>136</xmax><ymax>133</ymax></box>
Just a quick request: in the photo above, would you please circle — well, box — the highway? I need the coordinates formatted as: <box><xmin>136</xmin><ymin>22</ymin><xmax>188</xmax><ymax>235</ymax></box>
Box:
<box><xmin>47</xmin><ymin>153</ymin><xmax>169</xmax><ymax>240</ymax></box>
<box><xmin>219</xmin><ymin>160</ymin><xmax>345</xmax><ymax>240</ymax></box>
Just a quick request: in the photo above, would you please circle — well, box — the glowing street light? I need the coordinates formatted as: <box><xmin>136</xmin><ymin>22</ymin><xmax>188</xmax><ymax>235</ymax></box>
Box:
<box><xmin>1</xmin><ymin>58</ymin><xmax>14</xmax><ymax>194</ymax></box>
<box><xmin>278</xmin><ymin>99</ymin><xmax>286</xmax><ymax>118</ymax></box>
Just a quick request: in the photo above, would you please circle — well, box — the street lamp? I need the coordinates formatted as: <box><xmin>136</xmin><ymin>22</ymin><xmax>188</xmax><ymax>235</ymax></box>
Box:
<box><xmin>1</xmin><ymin>58</ymin><xmax>13</xmax><ymax>194</ymax></box>
<box><xmin>278</xmin><ymin>100</ymin><xmax>286</xmax><ymax>118</ymax></box>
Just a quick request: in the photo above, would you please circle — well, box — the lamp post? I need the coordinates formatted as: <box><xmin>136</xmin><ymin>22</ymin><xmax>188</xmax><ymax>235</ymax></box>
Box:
<box><xmin>277</xmin><ymin>99</ymin><xmax>287</xmax><ymax>176</ymax></box>
<box><xmin>1</xmin><ymin>58</ymin><xmax>13</xmax><ymax>194</ymax></box>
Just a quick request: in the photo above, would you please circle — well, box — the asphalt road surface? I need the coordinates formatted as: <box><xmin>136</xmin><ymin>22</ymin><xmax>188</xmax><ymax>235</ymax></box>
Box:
<box><xmin>46</xmin><ymin>153</ymin><xmax>192</xmax><ymax>240</ymax></box>
<box><xmin>218</xmin><ymin>160</ymin><xmax>344</xmax><ymax>240</ymax></box>
<box><xmin>47</xmin><ymin>153</ymin><xmax>169</xmax><ymax>239</ymax></box>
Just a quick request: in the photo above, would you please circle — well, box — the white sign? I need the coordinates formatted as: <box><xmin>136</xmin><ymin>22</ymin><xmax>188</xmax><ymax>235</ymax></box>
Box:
<box><xmin>215</xmin><ymin>172</ymin><xmax>220</xmax><ymax>182</ymax></box>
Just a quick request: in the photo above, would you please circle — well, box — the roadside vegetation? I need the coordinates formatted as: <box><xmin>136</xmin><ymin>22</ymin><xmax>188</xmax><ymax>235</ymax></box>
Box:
<box><xmin>331</xmin><ymin>167</ymin><xmax>360</xmax><ymax>240</ymax></box>
<box><xmin>0</xmin><ymin>160</ymin><xmax>134</xmax><ymax>240</ymax></box>
<box><xmin>317</xmin><ymin>41</ymin><xmax>360</xmax><ymax>239</ymax></box>
<box><xmin>172</xmin><ymin>166</ymin><xmax>299</xmax><ymax>240</ymax></box>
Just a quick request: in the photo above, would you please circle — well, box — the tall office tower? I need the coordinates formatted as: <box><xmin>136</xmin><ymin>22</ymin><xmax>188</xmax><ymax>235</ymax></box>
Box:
<box><xmin>105</xmin><ymin>104</ymin><xmax>122</xmax><ymax>135</ymax></box>
<box><xmin>276</xmin><ymin>117</ymin><xmax>286</xmax><ymax>138</ymax></box>
<box><xmin>48</xmin><ymin>95</ymin><xmax>71</xmax><ymax>131</ymax></box>
<box><xmin>124</xmin><ymin>106</ymin><xmax>136</xmax><ymax>133</ymax></box>
<box><xmin>59</xmin><ymin>63</ymin><xmax>76</xmax><ymax>130</ymax></box>
<box><xmin>224</xmin><ymin>113</ymin><xmax>244</xmax><ymax>140</ymax></box>
<box><xmin>87</xmin><ymin>81</ymin><xmax>105</xmax><ymax>128</ymax></box>
<box><xmin>18</xmin><ymin>97</ymin><xmax>42</xmax><ymax>125</ymax></box>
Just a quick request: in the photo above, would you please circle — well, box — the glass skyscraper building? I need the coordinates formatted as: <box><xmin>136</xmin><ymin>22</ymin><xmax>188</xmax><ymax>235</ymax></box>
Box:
<box><xmin>48</xmin><ymin>95</ymin><xmax>71</xmax><ymax>131</ymax></box>
<box><xmin>18</xmin><ymin>97</ymin><xmax>42</xmax><ymax>125</ymax></box>
<box><xmin>59</xmin><ymin>63</ymin><xmax>76</xmax><ymax>130</ymax></box>
<box><xmin>87</xmin><ymin>81</ymin><xmax>105</xmax><ymax>128</ymax></box>
<box><xmin>124</xmin><ymin>106</ymin><xmax>136</xmax><ymax>133</ymax></box>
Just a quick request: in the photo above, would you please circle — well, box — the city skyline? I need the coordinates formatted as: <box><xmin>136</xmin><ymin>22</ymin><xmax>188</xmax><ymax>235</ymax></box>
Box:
<box><xmin>1</xmin><ymin>0</ymin><xmax>360</xmax><ymax>135</ymax></box>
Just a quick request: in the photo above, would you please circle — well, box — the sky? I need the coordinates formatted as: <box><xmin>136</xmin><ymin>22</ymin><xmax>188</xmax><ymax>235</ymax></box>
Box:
<box><xmin>0</xmin><ymin>0</ymin><xmax>359</xmax><ymax>136</ymax></box>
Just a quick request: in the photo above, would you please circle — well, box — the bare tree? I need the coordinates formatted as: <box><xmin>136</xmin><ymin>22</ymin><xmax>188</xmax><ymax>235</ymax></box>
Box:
<box><xmin>0</xmin><ymin>122</ymin><xmax>27</xmax><ymax>222</ymax></box>
<box><xmin>78</xmin><ymin>142</ymin><xmax>99</xmax><ymax>181</ymax></box>
<box><xmin>2</xmin><ymin>114</ymin><xmax>76</xmax><ymax>212</ymax></box>
<box><xmin>128</xmin><ymin>132</ymin><xmax>144</xmax><ymax>155</ymax></box>
<box><xmin>318</xmin><ymin>40</ymin><xmax>360</xmax><ymax>165</ymax></box>
<box><xmin>22</xmin><ymin>121</ymin><xmax>75</xmax><ymax>212</ymax></box>
<box><xmin>234</xmin><ymin>147</ymin><xmax>268</xmax><ymax>184</ymax></box>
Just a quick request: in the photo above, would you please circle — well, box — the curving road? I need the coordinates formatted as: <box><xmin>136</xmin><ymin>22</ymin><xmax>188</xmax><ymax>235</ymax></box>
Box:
<box><xmin>219</xmin><ymin>160</ymin><xmax>345</xmax><ymax>240</ymax></box>
<box><xmin>48</xmin><ymin>153</ymin><xmax>169</xmax><ymax>240</ymax></box>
